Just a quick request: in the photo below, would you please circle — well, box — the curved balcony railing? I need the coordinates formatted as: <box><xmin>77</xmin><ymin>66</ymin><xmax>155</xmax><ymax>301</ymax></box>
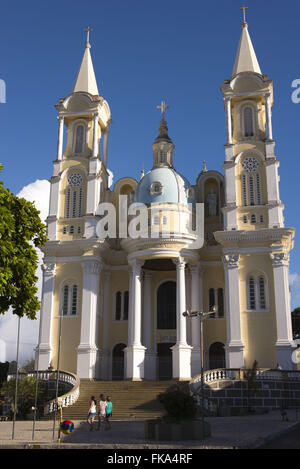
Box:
<box><xmin>189</xmin><ymin>367</ymin><xmax>300</xmax><ymax>393</ymax></box>
<box><xmin>7</xmin><ymin>370</ymin><xmax>80</xmax><ymax>415</ymax></box>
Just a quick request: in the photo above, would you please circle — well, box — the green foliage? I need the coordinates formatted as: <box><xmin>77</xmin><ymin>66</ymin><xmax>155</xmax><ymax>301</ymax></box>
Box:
<box><xmin>0</xmin><ymin>376</ymin><xmax>46</xmax><ymax>419</ymax></box>
<box><xmin>20</xmin><ymin>359</ymin><xmax>35</xmax><ymax>373</ymax></box>
<box><xmin>157</xmin><ymin>387</ymin><xmax>197</xmax><ymax>423</ymax></box>
<box><xmin>0</xmin><ymin>167</ymin><xmax>48</xmax><ymax>319</ymax></box>
<box><xmin>292</xmin><ymin>308</ymin><xmax>300</xmax><ymax>338</ymax></box>
<box><xmin>0</xmin><ymin>362</ymin><xmax>9</xmax><ymax>386</ymax></box>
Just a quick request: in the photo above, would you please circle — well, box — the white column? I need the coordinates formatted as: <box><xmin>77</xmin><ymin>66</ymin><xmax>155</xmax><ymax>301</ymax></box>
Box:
<box><xmin>223</xmin><ymin>162</ymin><xmax>237</xmax><ymax>230</ymax></box>
<box><xmin>224</xmin><ymin>97</ymin><xmax>232</xmax><ymax>145</ymax></box>
<box><xmin>102</xmin><ymin>128</ymin><xmax>109</xmax><ymax>166</ymax></box>
<box><xmin>143</xmin><ymin>271</ymin><xmax>156</xmax><ymax>380</ymax></box>
<box><xmin>77</xmin><ymin>261</ymin><xmax>102</xmax><ymax>378</ymax></box>
<box><xmin>56</xmin><ymin>116</ymin><xmax>64</xmax><ymax>161</ymax></box>
<box><xmin>92</xmin><ymin>113</ymin><xmax>99</xmax><ymax>158</ymax></box>
<box><xmin>265</xmin><ymin>93</ymin><xmax>273</xmax><ymax>141</ymax></box>
<box><xmin>190</xmin><ymin>263</ymin><xmax>201</xmax><ymax>376</ymax></box>
<box><xmin>271</xmin><ymin>253</ymin><xmax>295</xmax><ymax>369</ymax></box>
<box><xmin>124</xmin><ymin>259</ymin><xmax>146</xmax><ymax>380</ymax></box>
<box><xmin>35</xmin><ymin>263</ymin><xmax>56</xmax><ymax>370</ymax></box>
<box><xmin>223</xmin><ymin>254</ymin><xmax>244</xmax><ymax>368</ymax></box>
<box><xmin>101</xmin><ymin>270</ymin><xmax>111</xmax><ymax>379</ymax></box>
<box><xmin>265</xmin><ymin>158</ymin><xmax>284</xmax><ymax>228</ymax></box>
<box><xmin>171</xmin><ymin>257</ymin><xmax>192</xmax><ymax>380</ymax></box>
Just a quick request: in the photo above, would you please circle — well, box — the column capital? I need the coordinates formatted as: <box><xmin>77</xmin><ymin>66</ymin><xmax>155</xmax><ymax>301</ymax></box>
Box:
<box><xmin>173</xmin><ymin>256</ymin><xmax>187</xmax><ymax>270</ymax></box>
<box><xmin>222</xmin><ymin>254</ymin><xmax>240</xmax><ymax>269</ymax></box>
<box><xmin>57</xmin><ymin>115</ymin><xmax>64</xmax><ymax>123</ymax></box>
<box><xmin>103</xmin><ymin>269</ymin><xmax>112</xmax><ymax>280</ymax></box>
<box><xmin>270</xmin><ymin>252</ymin><xmax>289</xmax><ymax>267</ymax></box>
<box><xmin>42</xmin><ymin>263</ymin><xmax>56</xmax><ymax>276</ymax></box>
<box><xmin>128</xmin><ymin>258</ymin><xmax>144</xmax><ymax>270</ymax></box>
<box><xmin>189</xmin><ymin>262</ymin><xmax>203</xmax><ymax>276</ymax></box>
<box><xmin>81</xmin><ymin>260</ymin><xmax>103</xmax><ymax>275</ymax></box>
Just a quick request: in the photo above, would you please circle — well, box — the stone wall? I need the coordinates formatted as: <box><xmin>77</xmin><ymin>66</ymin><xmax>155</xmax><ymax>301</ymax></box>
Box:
<box><xmin>200</xmin><ymin>378</ymin><xmax>300</xmax><ymax>412</ymax></box>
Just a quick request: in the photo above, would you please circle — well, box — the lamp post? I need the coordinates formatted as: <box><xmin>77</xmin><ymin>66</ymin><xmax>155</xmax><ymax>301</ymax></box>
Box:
<box><xmin>52</xmin><ymin>313</ymin><xmax>63</xmax><ymax>440</ymax></box>
<box><xmin>12</xmin><ymin>316</ymin><xmax>21</xmax><ymax>440</ymax></box>
<box><xmin>183</xmin><ymin>306</ymin><xmax>217</xmax><ymax>438</ymax></box>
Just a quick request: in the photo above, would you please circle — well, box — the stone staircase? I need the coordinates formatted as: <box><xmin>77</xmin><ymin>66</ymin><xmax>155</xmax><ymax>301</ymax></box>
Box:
<box><xmin>61</xmin><ymin>380</ymin><xmax>179</xmax><ymax>421</ymax></box>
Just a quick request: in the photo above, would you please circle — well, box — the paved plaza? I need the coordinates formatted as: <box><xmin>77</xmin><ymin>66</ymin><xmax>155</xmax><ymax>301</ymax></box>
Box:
<box><xmin>0</xmin><ymin>410</ymin><xmax>299</xmax><ymax>449</ymax></box>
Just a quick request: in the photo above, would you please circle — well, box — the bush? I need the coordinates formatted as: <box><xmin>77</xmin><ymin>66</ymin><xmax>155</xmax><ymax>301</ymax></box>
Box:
<box><xmin>157</xmin><ymin>387</ymin><xmax>197</xmax><ymax>423</ymax></box>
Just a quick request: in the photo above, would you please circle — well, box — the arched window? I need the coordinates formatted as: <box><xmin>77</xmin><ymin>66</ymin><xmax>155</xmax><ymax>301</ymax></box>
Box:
<box><xmin>74</xmin><ymin>124</ymin><xmax>85</xmax><ymax>153</ymax></box>
<box><xmin>157</xmin><ymin>281</ymin><xmax>176</xmax><ymax>329</ymax></box>
<box><xmin>247</xmin><ymin>274</ymin><xmax>267</xmax><ymax>311</ymax></box>
<box><xmin>61</xmin><ymin>283</ymin><xmax>78</xmax><ymax>316</ymax></box>
<box><xmin>243</xmin><ymin>106</ymin><xmax>254</xmax><ymax>137</ymax></box>
<box><xmin>241</xmin><ymin>156</ymin><xmax>263</xmax><ymax>206</ymax></box>
<box><xmin>64</xmin><ymin>172</ymin><xmax>85</xmax><ymax>218</ymax></box>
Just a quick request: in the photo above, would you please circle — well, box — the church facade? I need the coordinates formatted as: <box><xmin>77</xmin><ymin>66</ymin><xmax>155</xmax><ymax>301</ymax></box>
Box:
<box><xmin>35</xmin><ymin>19</ymin><xmax>296</xmax><ymax>381</ymax></box>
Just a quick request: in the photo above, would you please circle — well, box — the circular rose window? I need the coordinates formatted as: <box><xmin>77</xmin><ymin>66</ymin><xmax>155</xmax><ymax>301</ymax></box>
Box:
<box><xmin>242</xmin><ymin>157</ymin><xmax>259</xmax><ymax>173</ymax></box>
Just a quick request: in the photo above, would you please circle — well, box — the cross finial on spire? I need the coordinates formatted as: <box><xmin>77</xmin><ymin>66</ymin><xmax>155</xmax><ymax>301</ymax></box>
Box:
<box><xmin>240</xmin><ymin>5</ymin><xmax>248</xmax><ymax>25</ymax></box>
<box><xmin>84</xmin><ymin>26</ymin><xmax>93</xmax><ymax>46</ymax></box>
<box><xmin>157</xmin><ymin>100</ymin><xmax>169</xmax><ymax>120</ymax></box>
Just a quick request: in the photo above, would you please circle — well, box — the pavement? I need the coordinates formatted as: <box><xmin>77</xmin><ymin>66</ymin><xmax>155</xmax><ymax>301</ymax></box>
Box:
<box><xmin>0</xmin><ymin>409</ymin><xmax>299</xmax><ymax>449</ymax></box>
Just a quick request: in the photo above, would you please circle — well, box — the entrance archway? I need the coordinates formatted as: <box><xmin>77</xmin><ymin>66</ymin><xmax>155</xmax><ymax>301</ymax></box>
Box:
<box><xmin>157</xmin><ymin>343</ymin><xmax>174</xmax><ymax>380</ymax></box>
<box><xmin>209</xmin><ymin>342</ymin><xmax>225</xmax><ymax>370</ymax></box>
<box><xmin>112</xmin><ymin>343</ymin><xmax>126</xmax><ymax>380</ymax></box>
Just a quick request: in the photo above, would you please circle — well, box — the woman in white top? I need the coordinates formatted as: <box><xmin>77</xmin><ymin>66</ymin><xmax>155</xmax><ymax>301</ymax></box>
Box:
<box><xmin>97</xmin><ymin>394</ymin><xmax>107</xmax><ymax>430</ymax></box>
<box><xmin>87</xmin><ymin>396</ymin><xmax>97</xmax><ymax>431</ymax></box>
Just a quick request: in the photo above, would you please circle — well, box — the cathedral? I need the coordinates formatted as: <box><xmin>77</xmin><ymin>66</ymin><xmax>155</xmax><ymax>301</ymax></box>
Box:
<box><xmin>35</xmin><ymin>18</ymin><xmax>296</xmax><ymax>382</ymax></box>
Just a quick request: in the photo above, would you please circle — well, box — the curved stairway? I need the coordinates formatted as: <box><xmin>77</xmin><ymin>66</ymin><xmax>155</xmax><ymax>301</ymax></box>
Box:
<box><xmin>61</xmin><ymin>380</ymin><xmax>179</xmax><ymax>421</ymax></box>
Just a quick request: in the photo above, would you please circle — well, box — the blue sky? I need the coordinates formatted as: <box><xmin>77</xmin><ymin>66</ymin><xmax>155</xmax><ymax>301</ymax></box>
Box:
<box><xmin>0</xmin><ymin>0</ymin><xmax>299</xmax><ymax>316</ymax></box>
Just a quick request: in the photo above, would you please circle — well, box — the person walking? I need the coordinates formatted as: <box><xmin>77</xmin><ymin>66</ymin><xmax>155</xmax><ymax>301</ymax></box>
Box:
<box><xmin>97</xmin><ymin>394</ymin><xmax>107</xmax><ymax>430</ymax></box>
<box><xmin>105</xmin><ymin>396</ymin><xmax>112</xmax><ymax>430</ymax></box>
<box><xmin>87</xmin><ymin>396</ymin><xmax>97</xmax><ymax>431</ymax></box>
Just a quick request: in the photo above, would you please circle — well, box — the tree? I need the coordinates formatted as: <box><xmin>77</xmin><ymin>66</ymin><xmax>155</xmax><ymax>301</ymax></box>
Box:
<box><xmin>0</xmin><ymin>376</ymin><xmax>46</xmax><ymax>419</ymax></box>
<box><xmin>292</xmin><ymin>307</ymin><xmax>300</xmax><ymax>339</ymax></box>
<box><xmin>20</xmin><ymin>359</ymin><xmax>35</xmax><ymax>373</ymax></box>
<box><xmin>0</xmin><ymin>165</ymin><xmax>48</xmax><ymax>319</ymax></box>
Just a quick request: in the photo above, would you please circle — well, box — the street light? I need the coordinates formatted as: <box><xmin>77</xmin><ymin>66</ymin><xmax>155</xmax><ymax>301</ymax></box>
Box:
<box><xmin>183</xmin><ymin>306</ymin><xmax>217</xmax><ymax>438</ymax></box>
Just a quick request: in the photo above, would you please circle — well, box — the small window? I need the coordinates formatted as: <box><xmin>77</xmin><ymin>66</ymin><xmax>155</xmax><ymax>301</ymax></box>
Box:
<box><xmin>74</xmin><ymin>124</ymin><xmax>84</xmax><ymax>153</ymax></box>
<box><xmin>150</xmin><ymin>181</ymin><xmax>163</xmax><ymax>195</ymax></box>
<box><xmin>115</xmin><ymin>291</ymin><xmax>122</xmax><ymax>320</ymax></box>
<box><xmin>248</xmin><ymin>277</ymin><xmax>256</xmax><ymax>310</ymax></box>
<box><xmin>62</xmin><ymin>286</ymin><xmax>69</xmax><ymax>316</ymax></box>
<box><xmin>123</xmin><ymin>291</ymin><xmax>129</xmax><ymax>320</ymax></box>
<box><xmin>62</xmin><ymin>227</ymin><xmax>67</xmax><ymax>234</ymax></box>
<box><xmin>70</xmin><ymin>225</ymin><xmax>74</xmax><ymax>234</ymax></box>
<box><xmin>250</xmin><ymin>214</ymin><xmax>256</xmax><ymax>224</ymax></box>
<box><xmin>217</xmin><ymin>288</ymin><xmax>224</xmax><ymax>318</ymax></box>
<box><xmin>243</xmin><ymin>215</ymin><xmax>247</xmax><ymax>224</ymax></box>
<box><xmin>243</xmin><ymin>106</ymin><xmax>254</xmax><ymax>137</ymax></box>
<box><xmin>61</xmin><ymin>283</ymin><xmax>78</xmax><ymax>316</ymax></box>
<box><xmin>258</xmin><ymin>276</ymin><xmax>266</xmax><ymax>310</ymax></box>
<box><xmin>260</xmin><ymin>215</ymin><xmax>264</xmax><ymax>223</ymax></box>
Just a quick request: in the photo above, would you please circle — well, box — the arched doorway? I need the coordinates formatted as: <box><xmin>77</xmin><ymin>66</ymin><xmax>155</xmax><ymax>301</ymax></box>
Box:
<box><xmin>209</xmin><ymin>342</ymin><xmax>225</xmax><ymax>370</ymax></box>
<box><xmin>112</xmin><ymin>343</ymin><xmax>126</xmax><ymax>380</ymax></box>
<box><xmin>156</xmin><ymin>281</ymin><xmax>176</xmax><ymax>380</ymax></box>
<box><xmin>157</xmin><ymin>343</ymin><xmax>175</xmax><ymax>380</ymax></box>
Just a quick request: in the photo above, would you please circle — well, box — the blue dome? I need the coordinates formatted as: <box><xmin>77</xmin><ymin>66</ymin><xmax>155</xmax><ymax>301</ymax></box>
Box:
<box><xmin>135</xmin><ymin>167</ymin><xmax>194</xmax><ymax>205</ymax></box>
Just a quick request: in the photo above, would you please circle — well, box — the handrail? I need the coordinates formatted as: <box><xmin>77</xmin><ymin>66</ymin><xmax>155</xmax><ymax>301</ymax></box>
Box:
<box><xmin>7</xmin><ymin>370</ymin><xmax>80</xmax><ymax>415</ymax></box>
<box><xmin>190</xmin><ymin>368</ymin><xmax>300</xmax><ymax>390</ymax></box>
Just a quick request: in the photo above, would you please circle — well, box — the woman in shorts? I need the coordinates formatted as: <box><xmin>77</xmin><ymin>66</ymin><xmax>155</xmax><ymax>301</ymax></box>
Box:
<box><xmin>105</xmin><ymin>396</ymin><xmax>112</xmax><ymax>430</ymax></box>
<box><xmin>97</xmin><ymin>394</ymin><xmax>107</xmax><ymax>430</ymax></box>
<box><xmin>87</xmin><ymin>396</ymin><xmax>97</xmax><ymax>431</ymax></box>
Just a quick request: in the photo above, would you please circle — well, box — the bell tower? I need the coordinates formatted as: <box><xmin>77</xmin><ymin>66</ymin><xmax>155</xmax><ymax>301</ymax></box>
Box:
<box><xmin>221</xmin><ymin>14</ymin><xmax>283</xmax><ymax>232</ymax></box>
<box><xmin>47</xmin><ymin>28</ymin><xmax>111</xmax><ymax>242</ymax></box>
<box><xmin>215</xmin><ymin>11</ymin><xmax>296</xmax><ymax>370</ymax></box>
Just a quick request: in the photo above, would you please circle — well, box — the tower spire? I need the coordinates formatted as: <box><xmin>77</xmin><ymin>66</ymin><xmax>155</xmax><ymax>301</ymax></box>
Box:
<box><xmin>72</xmin><ymin>27</ymin><xmax>99</xmax><ymax>95</ymax></box>
<box><xmin>232</xmin><ymin>7</ymin><xmax>262</xmax><ymax>76</ymax></box>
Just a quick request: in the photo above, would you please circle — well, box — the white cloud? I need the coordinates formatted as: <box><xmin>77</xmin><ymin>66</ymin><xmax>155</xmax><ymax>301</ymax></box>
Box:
<box><xmin>0</xmin><ymin>179</ymin><xmax>50</xmax><ymax>364</ymax></box>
